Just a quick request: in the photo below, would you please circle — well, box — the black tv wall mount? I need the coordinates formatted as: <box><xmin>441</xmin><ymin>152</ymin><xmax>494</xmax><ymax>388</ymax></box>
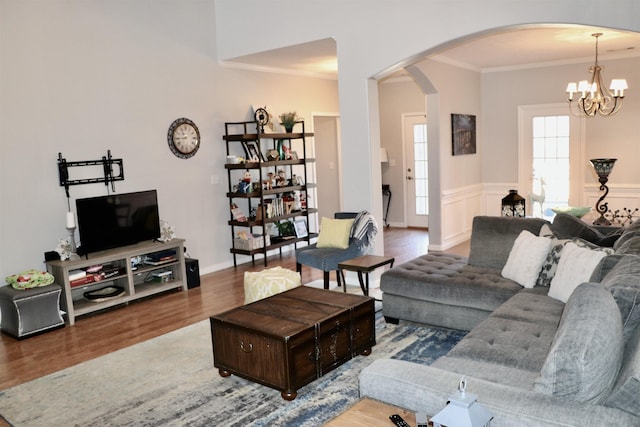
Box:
<box><xmin>57</xmin><ymin>150</ymin><xmax>125</xmax><ymax>197</ymax></box>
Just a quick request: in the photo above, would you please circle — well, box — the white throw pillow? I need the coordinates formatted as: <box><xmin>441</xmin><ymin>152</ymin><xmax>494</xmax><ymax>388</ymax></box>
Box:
<box><xmin>548</xmin><ymin>242</ymin><xmax>608</xmax><ymax>303</ymax></box>
<box><xmin>501</xmin><ymin>230</ymin><xmax>553</xmax><ymax>288</ymax></box>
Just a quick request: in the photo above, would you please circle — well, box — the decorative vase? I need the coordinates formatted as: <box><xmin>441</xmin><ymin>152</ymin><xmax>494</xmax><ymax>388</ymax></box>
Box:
<box><xmin>283</xmin><ymin>124</ymin><xmax>293</xmax><ymax>133</ymax></box>
<box><xmin>277</xmin><ymin>139</ymin><xmax>285</xmax><ymax>160</ymax></box>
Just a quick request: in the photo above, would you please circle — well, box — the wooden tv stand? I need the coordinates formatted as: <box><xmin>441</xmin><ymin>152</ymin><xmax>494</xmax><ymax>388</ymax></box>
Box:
<box><xmin>45</xmin><ymin>239</ymin><xmax>187</xmax><ymax>325</ymax></box>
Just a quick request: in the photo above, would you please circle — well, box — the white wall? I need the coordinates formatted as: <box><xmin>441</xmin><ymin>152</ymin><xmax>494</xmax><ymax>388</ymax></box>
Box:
<box><xmin>378</xmin><ymin>79</ymin><xmax>425</xmax><ymax>227</ymax></box>
<box><xmin>0</xmin><ymin>1</ymin><xmax>339</xmax><ymax>278</ymax></box>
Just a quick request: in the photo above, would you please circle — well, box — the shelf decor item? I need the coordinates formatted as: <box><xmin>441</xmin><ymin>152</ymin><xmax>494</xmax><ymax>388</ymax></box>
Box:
<box><xmin>501</xmin><ymin>189</ymin><xmax>526</xmax><ymax>217</ymax></box>
<box><xmin>590</xmin><ymin>158</ymin><xmax>617</xmax><ymax>226</ymax></box>
<box><xmin>279</xmin><ymin>112</ymin><xmax>298</xmax><ymax>133</ymax></box>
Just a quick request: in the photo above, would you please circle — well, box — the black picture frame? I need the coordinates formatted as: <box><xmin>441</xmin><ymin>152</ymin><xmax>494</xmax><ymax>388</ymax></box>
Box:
<box><xmin>245</xmin><ymin>141</ymin><xmax>265</xmax><ymax>162</ymax></box>
<box><xmin>451</xmin><ymin>114</ymin><xmax>476</xmax><ymax>156</ymax></box>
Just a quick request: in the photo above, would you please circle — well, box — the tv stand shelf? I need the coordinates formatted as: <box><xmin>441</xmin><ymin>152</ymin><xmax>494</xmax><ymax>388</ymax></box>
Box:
<box><xmin>45</xmin><ymin>238</ymin><xmax>187</xmax><ymax>325</ymax></box>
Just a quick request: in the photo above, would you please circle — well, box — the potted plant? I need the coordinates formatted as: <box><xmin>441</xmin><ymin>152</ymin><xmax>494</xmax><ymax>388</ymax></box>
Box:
<box><xmin>279</xmin><ymin>112</ymin><xmax>298</xmax><ymax>133</ymax></box>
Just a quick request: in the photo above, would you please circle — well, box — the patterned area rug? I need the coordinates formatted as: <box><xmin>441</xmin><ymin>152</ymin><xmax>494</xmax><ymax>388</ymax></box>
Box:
<box><xmin>0</xmin><ymin>313</ymin><xmax>464</xmax><ymax>426</ymax></box>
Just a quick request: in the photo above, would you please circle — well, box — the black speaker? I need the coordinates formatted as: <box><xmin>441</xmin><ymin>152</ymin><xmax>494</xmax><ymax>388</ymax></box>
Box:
<box><xmin>185</xmin><ymin>258</ymin><xmax>200</xmax><ymax>289</ymax></box>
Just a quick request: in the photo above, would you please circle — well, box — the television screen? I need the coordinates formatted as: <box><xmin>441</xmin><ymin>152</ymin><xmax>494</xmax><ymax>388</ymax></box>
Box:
<box><xmin>76</xmin><ymin>190</ymin><xmax>161</xmax><ymax>255</ymax></box>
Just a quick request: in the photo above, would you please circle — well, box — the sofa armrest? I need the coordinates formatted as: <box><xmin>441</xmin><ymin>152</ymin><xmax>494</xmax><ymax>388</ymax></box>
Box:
<box><xmin>359</xmin><ymin>359</ymin><xmax>638</xmax><ymax>426</ymax></box>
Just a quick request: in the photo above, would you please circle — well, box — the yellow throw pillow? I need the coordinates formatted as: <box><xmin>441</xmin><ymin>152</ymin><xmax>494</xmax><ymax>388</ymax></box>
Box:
<box><xmin>316</xmin><ymin>217</ymin><xmax>354</xmax><ymax>249</ymax></box>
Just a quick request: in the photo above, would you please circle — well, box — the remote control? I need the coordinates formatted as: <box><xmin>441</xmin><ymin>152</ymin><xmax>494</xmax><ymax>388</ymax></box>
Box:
<box><xmin>389</xmin><ymin>414</ymin><xmax>411</xmax><ymax>427</ymax></box>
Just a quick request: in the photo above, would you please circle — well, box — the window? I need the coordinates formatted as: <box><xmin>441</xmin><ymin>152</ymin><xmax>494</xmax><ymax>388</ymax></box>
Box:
<box><xmin>531</xmin><ymin>115</ymin><xmax>570</xmax><ymax>216</ymax></box>
<box><xmin>413</xmin><ymin>123</ymin><xmax>428</xmax><ymax>215</ymax></box>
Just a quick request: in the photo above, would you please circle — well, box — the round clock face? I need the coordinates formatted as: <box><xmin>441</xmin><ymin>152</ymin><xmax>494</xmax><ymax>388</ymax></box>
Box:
<box><xmin>254</xmin><ymin>108</ymin><xmax>269</xmax><ymax>126</ymax></box>
<box><xmin>168</xmin><ymin>118</ymin><xmax>200</xmax><ymax>159</ymax></box>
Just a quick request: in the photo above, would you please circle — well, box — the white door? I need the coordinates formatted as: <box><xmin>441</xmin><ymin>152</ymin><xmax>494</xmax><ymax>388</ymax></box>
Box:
<box><xmin>404</xmin><ymin>114</ymin><xmax>429</xmax><ymax>228</ymax></box>
<box><xmin>518</xmin><ymin>104</ymin><xmax>583</xmax><ymax>217</ymax></box>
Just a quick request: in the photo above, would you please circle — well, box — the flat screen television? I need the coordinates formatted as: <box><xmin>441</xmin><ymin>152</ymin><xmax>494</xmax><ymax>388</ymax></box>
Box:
<box><xmin>76</xmin><ymin>190</ymin><xmax>161</xmax><ymax>255</ymax></box>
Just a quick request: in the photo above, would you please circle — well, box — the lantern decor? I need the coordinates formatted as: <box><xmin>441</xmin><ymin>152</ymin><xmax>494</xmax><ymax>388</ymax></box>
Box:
<box><xmin>431</xmin><ymin>377</ymin><xmax>493</xmax><ymax>427</ymax></box>
<box><xmin>590</xmin><ymin>158</ymin><xmax>617</xmax><ymax>226</ymax></box>
<box><xmin>501</xmin><ymin>190</ymin><xmax>525</xmax><ymax>217</ymax></box>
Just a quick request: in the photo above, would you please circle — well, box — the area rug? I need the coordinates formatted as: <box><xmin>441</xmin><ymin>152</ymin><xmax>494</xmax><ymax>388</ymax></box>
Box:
<box><xmin>0</xmin><ymin>314</ymin><xmax>465</xmax><ymax>426</ymax></box>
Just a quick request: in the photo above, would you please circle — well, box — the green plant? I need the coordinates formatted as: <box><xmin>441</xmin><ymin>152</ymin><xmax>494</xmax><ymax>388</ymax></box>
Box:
<box><xmin>279</xmin><ymin>112</ymin><xmax>298</xmax><ymax>130</ymax></box>
<box><xmin>274</xmin><ymin>220</ymin><xmax>295</xmax><ymax>236</ymax></box>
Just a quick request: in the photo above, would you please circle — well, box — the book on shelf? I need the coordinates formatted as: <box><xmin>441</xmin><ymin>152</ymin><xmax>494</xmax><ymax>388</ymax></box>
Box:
<box><xmin>69</xmin><ymin>269</ymin><xmax>87</xmax><ymax>282</ymax></box>
<box><xmin>70</xmin><ymin>275</ymin><xmax>95</xmax><ymax>288</ymax></box>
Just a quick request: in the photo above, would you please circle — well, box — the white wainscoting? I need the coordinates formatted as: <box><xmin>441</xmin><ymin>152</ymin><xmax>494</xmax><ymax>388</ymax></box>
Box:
<box><xmin>437</xmin><ymin>184</ymin><xmax>483</xmax><ymax>250</ymax></box>
<box><xmin>434</xmin><ymin>182</ymin><xmax>640</xmax><ymax>252</ymax></box>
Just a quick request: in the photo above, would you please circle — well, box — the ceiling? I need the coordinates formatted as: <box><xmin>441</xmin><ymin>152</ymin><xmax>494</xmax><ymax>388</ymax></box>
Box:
<box><xmin>221</xmin><ymin>26</ymin><xmax>640</xmax><ymax>79</ymax></box>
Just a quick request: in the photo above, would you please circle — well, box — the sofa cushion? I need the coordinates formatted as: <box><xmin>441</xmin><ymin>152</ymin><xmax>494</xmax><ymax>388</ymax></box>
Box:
<box><xmin>381</xmin><ymin>253</ymin><xmax>521</xmax><ymax>313</ymax></box>
<box><xmin>438</xmin><ymin>289</ymin><xmax>563</xmax><ymax>385</ymax></box>
<box><xmin>534</xmin><ymin>282</ymin><xmax>623</xmax><ymax>403</ymax></box>
<box><xmin>468</xmin><ymin>216</ymin><xmax>549</xmax><ymax>270</ymax></box>
<box><xmin>600</xmin><ymin>254</ymin><xmax>640</xmax><ymax>341</ymax></box>
<box><xmin>605</xmin><ymin>318</ymin><xmax>640</xmax><ymax>417</ymax></box>
<box><xmin>501</xmin><ymin>230</ymin><xmax>552</xmax><ymax>288</ymax></box>
<box><xmin>548</xmin><ymin>242</ymin><xmax>608</xmax><ymax>303</ymax></box>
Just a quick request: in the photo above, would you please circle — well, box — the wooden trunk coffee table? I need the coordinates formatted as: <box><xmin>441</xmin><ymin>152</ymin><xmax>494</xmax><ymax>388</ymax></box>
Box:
<box><xmin>210</xmin><ymin>286</ymin><xmax>376</xmax><ymax>400</ymax></box>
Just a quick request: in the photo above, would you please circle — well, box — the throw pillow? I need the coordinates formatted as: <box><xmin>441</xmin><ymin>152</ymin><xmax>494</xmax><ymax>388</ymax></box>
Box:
<box><xmin>548</xmin><ymin>241</ymin><xmax>608</xmax><ymax>303</ymax></box>
<box><xmin>536</xmin><ymin>238</ymin><xmax>614</xmax><ymax>288</ymax></box>
<box><xmin>243</xmin><ymin>267</ymin><xmax>301</xmax><ymax>304</ymax></box>
<box><xmin>316</xmin><ymin>217</ymin><xmax>355</xmax><ymax>249</ymax></box>
<box><xmin>534</xmin><ymin>282</ymin><xmax>623</xmax><ymax>403</ymax></box>
<box><xmin>551</xmin><ymin>212</ymin><xmax>604</xmax><ymax>243</ymax></box>
<box><xmin>501</xmin><ymin>230</ymin><xmax>552</xmax><ymax>288</ymax></box>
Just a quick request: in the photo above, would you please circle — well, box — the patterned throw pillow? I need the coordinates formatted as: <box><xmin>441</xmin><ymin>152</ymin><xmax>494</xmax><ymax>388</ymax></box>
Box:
<box><xmin>536</xmin><ymin>238</ymin><xmax>614</xmax><ymax>287</ymax></box>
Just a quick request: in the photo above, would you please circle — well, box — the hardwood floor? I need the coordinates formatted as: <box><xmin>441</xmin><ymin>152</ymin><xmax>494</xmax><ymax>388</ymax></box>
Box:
<box><xmin>0</xmin><ymin>227</ymin><xmax>469</xmax><ymax>390</ymax></box>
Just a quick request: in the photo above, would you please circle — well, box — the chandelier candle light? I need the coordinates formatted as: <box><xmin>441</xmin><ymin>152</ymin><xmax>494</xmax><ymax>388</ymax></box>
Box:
<box><xmin>566</xmin><ymin>33</ymin><xmax>628</xmax><ymax>117</ymax></box>
<box><xmin>590</xmin><ymin>158</ymin><xmax>617</xmax><ymax>226</ymax></box>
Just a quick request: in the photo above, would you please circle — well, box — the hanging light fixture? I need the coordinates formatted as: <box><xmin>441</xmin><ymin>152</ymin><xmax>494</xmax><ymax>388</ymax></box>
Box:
<box><xmin>566</xmin><ymin>33</ymin><xmax>628</xmax><ymax>117</ymax></box>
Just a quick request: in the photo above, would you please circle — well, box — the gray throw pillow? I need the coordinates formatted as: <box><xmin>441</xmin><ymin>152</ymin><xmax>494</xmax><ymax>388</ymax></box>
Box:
<box><xmin>615</xmin><ymin>235</ymin><xmax>640</xmax><ymax>256</ymax></box>
<box><xmin>534</xmin><ymin>282</ymin><xmax>623</xmax><ymax>403</ymax></box>
<box><xmin>551</xmin><ymin>213</ymin><xmax>604</xmax><ymax>243</ymax></box>
<box><xmin>600</xmin><ymin>254</ymin><xmax>640</xmax><ymax>341</ymax></box>
<box><xmin>614</xmin><ymin>220</ymin><xmax>640</xmax><ymax>251</ymax></box>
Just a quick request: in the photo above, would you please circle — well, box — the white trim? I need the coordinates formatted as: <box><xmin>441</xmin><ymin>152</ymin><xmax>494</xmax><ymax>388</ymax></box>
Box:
<box><xmin>217</xmin><ymin>60</ymin><xmax>337</xmax><ymax>80</ymax></box>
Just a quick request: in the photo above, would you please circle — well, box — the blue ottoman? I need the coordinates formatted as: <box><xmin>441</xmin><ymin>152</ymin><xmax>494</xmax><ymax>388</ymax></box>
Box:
<box><xmin>0</xmin><ymin>284</ymin><xmax>64</xmax><ymax>338</ymax></box>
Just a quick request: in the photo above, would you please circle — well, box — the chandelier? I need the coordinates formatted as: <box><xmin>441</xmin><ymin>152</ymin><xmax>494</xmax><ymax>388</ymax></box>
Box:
<box><xmin>566</xmin><ymin>33</ymin><xmax>628</xmax><ymax>117</ymax></box>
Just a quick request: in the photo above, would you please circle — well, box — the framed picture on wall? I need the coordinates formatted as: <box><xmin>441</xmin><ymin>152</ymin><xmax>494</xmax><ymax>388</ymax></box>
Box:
<box><xmin>451</xmin><ymin>114</ymin><xmax>477</xmax><ymax>156</ymax></box>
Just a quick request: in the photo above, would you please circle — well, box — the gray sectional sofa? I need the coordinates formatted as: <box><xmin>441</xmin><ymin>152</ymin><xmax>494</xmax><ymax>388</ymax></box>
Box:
<box><xmin>360</xmin><ymin>215</ymin><xmax>640</xmax><ymax>426</ymax></box>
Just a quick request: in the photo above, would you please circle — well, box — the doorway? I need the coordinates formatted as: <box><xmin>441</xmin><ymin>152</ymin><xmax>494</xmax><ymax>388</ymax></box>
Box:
<box><xmin>403</xmin><ymin>113</ymin><xmax>429</xmax><ymax>228</ymax></box>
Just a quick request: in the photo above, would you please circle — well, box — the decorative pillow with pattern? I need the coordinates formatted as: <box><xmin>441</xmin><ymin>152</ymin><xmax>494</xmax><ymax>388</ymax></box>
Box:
<box><xmin>536</xmin><ymin>237</ymin><xmax>614</xmax><ymax>287</ymax></box>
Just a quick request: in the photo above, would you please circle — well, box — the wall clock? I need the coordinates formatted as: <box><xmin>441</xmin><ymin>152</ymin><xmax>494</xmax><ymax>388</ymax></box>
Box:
<box><xmin>167</xmin><ymin>118</ymin><xmax>201</xmax><ymax>159</ymax></box>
